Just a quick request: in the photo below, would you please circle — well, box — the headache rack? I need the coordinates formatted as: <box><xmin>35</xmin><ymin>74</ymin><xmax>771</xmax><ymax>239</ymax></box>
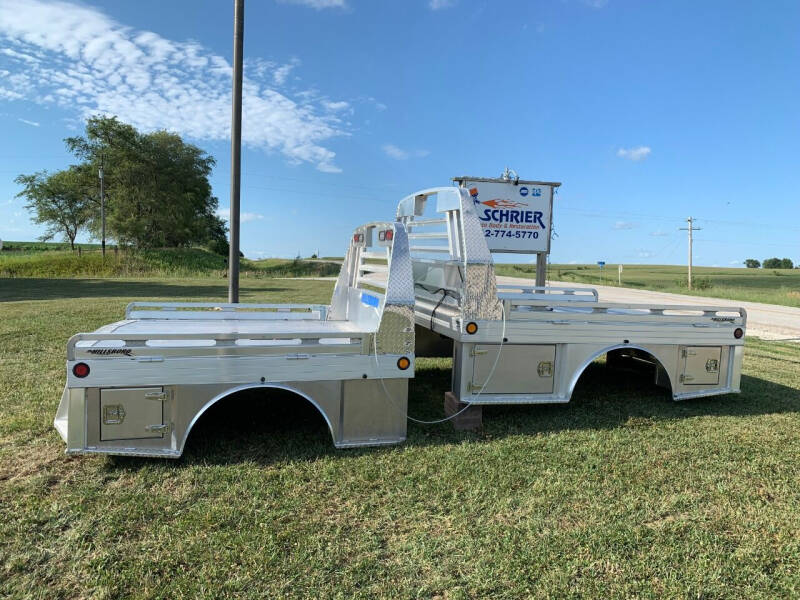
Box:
<box><xmin>397</xmin><ymin>186</ymin><xmax>746</xmax><ymax>410</ymax></box>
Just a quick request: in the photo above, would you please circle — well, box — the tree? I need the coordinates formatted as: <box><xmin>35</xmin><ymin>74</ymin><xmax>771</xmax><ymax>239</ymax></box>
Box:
<box><xmin>63</xmin><ymin>116</ymin><xmax>226</xmax><ymax>248</ymax></box>
<box><xmin>763</xmin><ymin>257</ymin><xmax>793</xmax><ymax>269</ymax></box>
<box><xmin>15</xmin><ymin>167</ymin><xmax>93</xmax><ymax>250</ymax></box>
<box><xmin>744</xmin><ymin>259</ymin><xmax>760</xmax><ymax>269</ymax></box>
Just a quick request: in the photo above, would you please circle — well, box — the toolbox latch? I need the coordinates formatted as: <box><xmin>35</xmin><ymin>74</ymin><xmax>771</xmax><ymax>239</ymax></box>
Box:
<box><xmin>102</xmin><ymin>404</ymin><xmax>126</xmax><ymax>425</ymax></box>
<box><xmin>537</xmin><ymin>361</ymin><xmax>554</xmax><ymax>377</ymax></box>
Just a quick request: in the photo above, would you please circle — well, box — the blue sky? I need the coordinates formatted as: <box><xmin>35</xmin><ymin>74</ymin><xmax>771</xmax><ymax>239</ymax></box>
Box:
<box><xmin>1</xmin><ymin>0</ymin><xmax>798</xmax><ymax>265</ymax></box>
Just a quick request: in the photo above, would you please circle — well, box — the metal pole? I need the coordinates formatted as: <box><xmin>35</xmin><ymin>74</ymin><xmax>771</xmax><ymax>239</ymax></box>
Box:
<box><xmin>535</xmin><ymin>252</ymin><xmax>546</xmax><ymax>289</ymax></box>
<box><xmin>688</xmin><ymin>217</ymin><xmax>693</xmax><ymax>290</ymax></box>
<box><xmin>228</xmin><ymin>0</ymin><xmax>244</xmax><ymax>303</ymax></box>
<box><xmin>99</xmin><ymin>158</ymin><xmax>105</xmax><ymax>258</ymax></box>
<box><xmin>680</xmin><ymin>217</ymin><xmax>701</xmax><ymax>291</ymax></box>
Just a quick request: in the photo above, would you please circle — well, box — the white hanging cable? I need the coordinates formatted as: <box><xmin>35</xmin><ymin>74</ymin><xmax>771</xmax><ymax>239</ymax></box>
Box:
<box><xmin>373</xmin><ymin>301</ymin><xmax>507</xmax><ymax>425</ymax></box>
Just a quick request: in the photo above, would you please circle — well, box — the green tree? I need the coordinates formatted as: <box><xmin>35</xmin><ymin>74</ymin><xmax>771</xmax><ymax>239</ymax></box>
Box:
<box><xmin>15</xmin><ymin>167</ymin><xmax>93</xmax><ymax>250</ymax></box>
<box><xmin>744</xmin><ymin>258</ymin><xmax>760</xmax><ymax>268</ymax></box>
<box><xmin>64</xmin><ymin>116</ymin><xmax>226</xmax><ymax>249</ymax></box>
<box><xmin>763</xmin><ymin>257</ymin><xmax>793</xmax><ymax>269</ymax></box>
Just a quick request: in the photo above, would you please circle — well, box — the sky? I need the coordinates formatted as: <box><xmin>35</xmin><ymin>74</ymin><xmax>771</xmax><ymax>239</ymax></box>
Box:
<box><xmin>0</xmin><ymin>0</ymin><xmax>798</xmax><ymax>266</ymax></box>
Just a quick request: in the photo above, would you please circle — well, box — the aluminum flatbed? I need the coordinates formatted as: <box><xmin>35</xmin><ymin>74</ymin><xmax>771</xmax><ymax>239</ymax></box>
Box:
<box><xmin>397</xmin><ymin>186</ymin><xmax>746</xmax><ymax>409</ymax></box>
<box><xmin>55</xmin><ymin>221</ymin><xmax>416</xmax><ymax>457</ymax></box>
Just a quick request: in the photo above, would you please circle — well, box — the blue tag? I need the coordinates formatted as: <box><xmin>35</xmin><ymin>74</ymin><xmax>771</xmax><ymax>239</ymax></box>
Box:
<box><xmin>360</xmin><ymin>292</ymin><xmax>380</xmax><ymax>308</ymax></box>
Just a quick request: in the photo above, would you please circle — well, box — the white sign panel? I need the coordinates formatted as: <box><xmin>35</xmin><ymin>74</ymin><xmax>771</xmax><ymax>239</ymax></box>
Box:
<box><xmin>463</xmin><ymin>180</ymin><xmax>553</xmax><ymax>253</ymax></box>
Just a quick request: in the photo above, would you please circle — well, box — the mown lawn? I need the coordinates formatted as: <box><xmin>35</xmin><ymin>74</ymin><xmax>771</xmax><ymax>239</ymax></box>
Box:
<box><xmin>1</xmin><ymin>277</ymin><xmax>799</xmax><ymax>599</ymax></box>
<box><xmin>494</xmin><ymin>263</ymin><xmax>800</xmax><ymax>308</ymax></box>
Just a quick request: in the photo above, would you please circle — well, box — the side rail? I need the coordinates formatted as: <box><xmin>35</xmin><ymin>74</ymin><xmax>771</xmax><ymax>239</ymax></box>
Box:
<box><xmin>67</xmin><ymin>329</ymin><xmax>363</xmax><ymax>361</ymax></box>
<box><xmin>495</xmin><ymin>285</ymin><xmax>598</xmax><ymax>303</ymax></box>
<box><xmin>500</xmin><ymin>300</ymin><xmax>747</xmax><ymax>327</ymax></box>
<box><xmin>125</xmin><ymin>302</ymin><xmax>328</xmax><ymax>321</ymax></box>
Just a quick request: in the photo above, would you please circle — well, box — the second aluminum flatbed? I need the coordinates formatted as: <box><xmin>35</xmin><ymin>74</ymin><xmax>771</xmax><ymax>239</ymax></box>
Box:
<box><xmin>396</xmin><ymin>186</ymin><xmax>746</xmax><ymax>408</ymax></box>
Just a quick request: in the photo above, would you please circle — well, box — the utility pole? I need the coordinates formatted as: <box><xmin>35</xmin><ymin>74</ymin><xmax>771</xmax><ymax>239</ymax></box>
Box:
<box><xmin>98</xmin><ymin>157</ymin><xmax>105</xmax><ymax>258</ymax></box>
<box><xmin>228</xmin><ymin>0</ymin><xmax>244</xmax><ymax>303</ymax></box>
<box><xmin>679</xmin><ymin>217</ymin><xmax>702</xmax><ymax>290</ymax></box>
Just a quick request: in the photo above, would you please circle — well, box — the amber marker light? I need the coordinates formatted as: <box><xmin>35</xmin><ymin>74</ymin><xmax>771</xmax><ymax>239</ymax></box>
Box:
<box><xmin>465</xmin><ymin>322</ymin><xmax>478</xmax><ymax>335</ymax></box>
<box><xmin>397</xmin><ymin>357</ymin><xmax>411</xmax><ymax>370</ymax></box>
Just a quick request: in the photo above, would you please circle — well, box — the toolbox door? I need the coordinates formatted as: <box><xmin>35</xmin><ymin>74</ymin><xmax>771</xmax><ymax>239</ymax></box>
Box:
<box><xmin>471</xmin><ymin>345</ymin><xmax>556</xmax><ymax>394</ymax></box>
<box><xmin>680</xmin><ymin>347</ymin><xmax>722</xmax><ymax>386</ymax></box>
<box><xmin>100</xmin><ymin>387</ymin><xmax>165</xmax><ymax>441</ymax></box>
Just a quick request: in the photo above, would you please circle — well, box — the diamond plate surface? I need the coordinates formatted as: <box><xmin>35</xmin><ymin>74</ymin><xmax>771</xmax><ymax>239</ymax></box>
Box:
<box><xmin>384</xmin><ymin>222</ymin><xmax>415</xmax><ymax>306</ymax></box>
<box><xmin>376</xmin><ymin>304</ymin><xmax>415</xmax><ymax>355</ymax></box>
<box><xmin>463</xmin><ymin>264</ymin><xmax>502</xmax><ymax>320</ymax></box>
<box><xmin>458</xmin><ymin>188</ymin><xmax>493</xmax><ymax>264</ymax></box>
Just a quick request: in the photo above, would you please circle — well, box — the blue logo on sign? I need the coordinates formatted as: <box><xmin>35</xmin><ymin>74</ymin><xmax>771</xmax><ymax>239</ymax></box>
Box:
<box><xmin>531</xmin><ymin>188</ymin><xmax>542</xmax><ymax>197</ymax></box>
<box><xmin>519</xmin><ymin>186</ymin><xmax>528</xmax><ymax>197</ymax></box>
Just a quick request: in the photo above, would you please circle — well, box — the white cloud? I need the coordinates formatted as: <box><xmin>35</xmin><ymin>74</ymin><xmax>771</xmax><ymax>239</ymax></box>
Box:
<box><xmin>429</xmin><ymin>0</ymin><xmax>456</xmax><ymax>9</ymax></box>
<box><xmin>278</xmin><ymin>0</ymin><xmax>347</xmax><ymax>9</ymax></box>
<box><xmin>17</xmin><ymin>117</ymin><xmax>39</xmax><ymax>126</ymax></box>
<box><xmin>382</xmin><ymin>143</ymin><xmax>430</xmax><ymax>160</ymax></box>
<box><xmin>583</xmin><ymin>0</ymin><xmax>608</xmax><ymax>8</ymax></box>
<box><xmin>613</xmin><ymin>221</ymin><xmax>635</xmax><ymax>230</ymax></box>
<box><xmin>617</xmin><ymin>146</ymin><xmax>652</xmax><ymax>161</ymax></box>
<box><xmin>650</xmin><ymin>230</ymin><xmax>669</xmax><ymax>237</ymax></box>
<box><xmin>0</xmin><ymin>0</ymin><xmax>348</xmax><ymax>173</ymax></box>
<box><xmin>322</xmin><ymin>100</ymin><xmax>351</xmax><ymax>112</ymax></box>
<box><xmin>729</xmin><ymin>260</ymin><xmax>742</xmax><ymax>265</ymax></box>
<box><xmin>637</xmin><ymin>250</ymin><xmax>655</xmax><ymax>258</ymax></box>
<box><xmin>216</xmin><ymin>208</ymin><xmax>265</xmax><ymax>223</ymax></box>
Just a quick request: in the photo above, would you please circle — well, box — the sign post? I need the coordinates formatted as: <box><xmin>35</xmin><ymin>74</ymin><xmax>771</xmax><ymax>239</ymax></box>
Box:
<box><xmin>618</xmin><ymin>263</ymin><xmax>623</xmax><ymax>286</ymax></box>
<box><xmin>453</xmin><ymin>174</ymin><xmax>561</xmax><ymax>288</ymax></box>
<box><xmin>597</xmin><ymin>261</ymin><xmax>605</xmax><ymax>285</ymax></box>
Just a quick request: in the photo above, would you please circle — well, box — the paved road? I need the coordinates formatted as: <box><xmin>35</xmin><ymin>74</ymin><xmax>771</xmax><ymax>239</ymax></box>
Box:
<box><xmin>497</xmin><ymin>276</ymin><xmax>800</xmax><ymax>342</ymax></box>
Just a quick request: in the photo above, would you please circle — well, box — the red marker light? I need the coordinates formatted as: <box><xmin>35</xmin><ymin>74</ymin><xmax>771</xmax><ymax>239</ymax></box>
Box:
<box><xmin>385</xmin><ymin>230</ymin><xmax>393</xmax><ymax>241</ymax></box>
<box><xmin>73</xmin><ymin>363</ymin><xmax>90</xmax><ymax>378</ymax></box>
<box><xmin>734</xmin><ymin>327</ymin><xmax>744</xmax><ymax>339</ymax></box>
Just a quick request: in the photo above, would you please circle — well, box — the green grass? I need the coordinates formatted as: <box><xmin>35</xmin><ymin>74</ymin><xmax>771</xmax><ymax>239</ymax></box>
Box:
<box><xmin>0</xmin><ymin>240</ymin><xmax>103</xmax><ymax>253</ymax></box>
<box><xmin>1</xmin><ymin>277</ymin><xmax>799</xmax><ymax>598</ymax></box>
<box><xmin>494</xmin><ymin>263</ymin><xmax>800</xmax><ymax>308</ymax></box>
<box><xmin>0</xmin><ymin>247</ymin><xmax>340</xmax><ymax>279</ymax></box>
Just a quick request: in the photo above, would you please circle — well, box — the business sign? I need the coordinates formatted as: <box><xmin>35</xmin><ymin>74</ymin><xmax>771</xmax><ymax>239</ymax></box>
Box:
<box><xmin>461</xmin><ymin>180</ymin><xmax>553</xmax><ymax>253</ymax></box>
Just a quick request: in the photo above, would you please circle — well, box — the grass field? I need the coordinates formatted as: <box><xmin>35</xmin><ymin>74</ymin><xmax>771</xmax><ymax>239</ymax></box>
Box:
<box><xmin>494</xmin><ymin>263</ymin><xmax>800</xmax><ymax>308</ymax></box>
<box><xmin>1</xmin><ymin>277</ymin><xmax>799</xmax><ymax>598</ymax></box>
<box><xmin>0</xmin><ymin>245</ymin><xmax>340</xmax><ymax>279</ymax></box>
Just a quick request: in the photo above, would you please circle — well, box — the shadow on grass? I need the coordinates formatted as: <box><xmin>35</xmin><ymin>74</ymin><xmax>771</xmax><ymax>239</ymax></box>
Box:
<box><xmin>104</xmin><ymin>365</ymin><xmax>799</xmax><ymax>471</ymax></box>
<box><xmin>478</xmin><ymin>369</ymin><xmax>799</xmax><ymax>439</ymax></box>
<box><xmin>0</xmin><ymin>278</ymin><xmax>289</xmax><ymax>302</ymax></box>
